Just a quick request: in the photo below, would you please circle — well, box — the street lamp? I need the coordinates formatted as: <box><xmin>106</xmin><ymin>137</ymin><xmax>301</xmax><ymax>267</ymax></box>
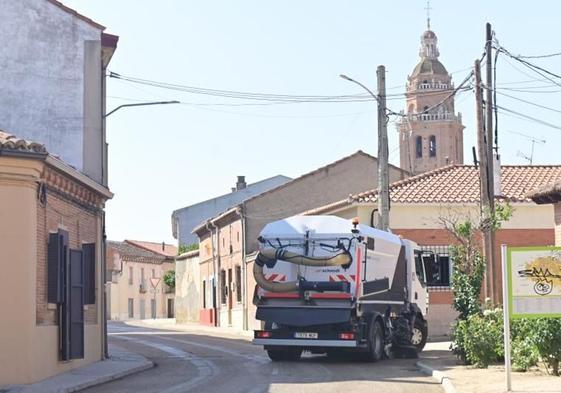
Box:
<box><xmin>339</xmin><ymin>74</ymin><xmax>379</xmax><ymax>103</ymax></box>
<box><xmin>104</xmin><ymin>100</ymin><xmax>180</xmax><ymax>118</ymax></box>
<box><xmin>339</xmin><ymin>71</ymin><xmax>390</xmax><ymax>231</ymax></box>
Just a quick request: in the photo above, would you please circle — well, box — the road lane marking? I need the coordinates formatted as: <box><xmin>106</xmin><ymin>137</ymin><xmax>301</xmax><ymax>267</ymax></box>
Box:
<box><xmin>113</xmin><ymin>335</ymin><xmax>218</xmax><ymax>392</ymax></box>
<box><xmin>155</xmin><ymin>335</ymin><xmax>269</xmax><ymax>365</ymax></box>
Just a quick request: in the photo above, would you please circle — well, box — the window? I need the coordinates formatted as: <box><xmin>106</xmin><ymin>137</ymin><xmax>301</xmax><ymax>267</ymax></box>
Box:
<box><xmin>414</xmin><ymin>251</ymin><xmax>427</xmax><ymax>287</ymax></box>
<box><xmin>220</xmin><ymin>269</ymin><xmax>227</xmax><ymax>304</ymax></box>
<box><xmin>141</xmin><ymin>268</ymin><xmax>145</xmax><ymax>282</ymax></box>
<box><xmin>421</xmin><ymin>246</ymin><xmax>452</xmax><ymax>287</ymax></box>
<box><xmin>152</xmin><ymin>268</ymin><xmax>156</xmax><ymax>278</ymax></box>
<box><xmin>128</xmin><ymin>298</ymin><xmax>134</xmax><ymax>318</ymax></box>
<box><xmin>415</xmin><ymin>136</ymin><xmax>423</xmax><ymax>158</ymax></box>
<box><xmin>222</xmin><ymin>237</ymin><xmax>225</xmax><ymax>248</ymax></box>
<box><xmin>429</xmin><ymin>135</ymin><xmax>437</xmax><ymax>157</ymax></box>
<box><xmin>237</xmin><ymin>231</ymin><xmax>240</xmax><ymax>243</ymax></box>
<box><xmin>128</xmin><ymin>266</ymin><xmax>133</xmax><ymax>285</ymax></box>
<box><xmin>235</xmin><ymin>266</ymin><xmax>242</xmax><ymax>303</ymax></box>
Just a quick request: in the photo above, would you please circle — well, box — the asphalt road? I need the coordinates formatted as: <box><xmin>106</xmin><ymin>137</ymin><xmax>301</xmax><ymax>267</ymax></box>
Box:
<box><xmin>84</xmin><ymin>322</ymin><xmax>443</xmax><ymax>393</ymax></box>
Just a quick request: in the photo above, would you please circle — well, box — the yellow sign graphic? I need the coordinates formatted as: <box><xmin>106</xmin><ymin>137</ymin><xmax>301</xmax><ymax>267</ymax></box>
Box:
<box><xmin>518</xmin><ymin>256</ymin><xmax>561</xmax><ymax>296</ymax></box>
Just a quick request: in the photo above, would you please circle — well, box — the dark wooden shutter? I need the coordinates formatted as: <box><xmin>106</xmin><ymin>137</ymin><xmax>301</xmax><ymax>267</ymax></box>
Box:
<box><xmin>48</xmin><ymin>230</ymin><xmax>68</xmax><ymax>304</ymax></box>
<box><xmin>83</xmin><ymin>243</ymin><xmax>96</xmax><ymax>305</ymax></box>
<box><xmin>60</xmin><ymin>231</ymin><xmax>71</xmax><ymax>361</ymax></box>
<box><xmin>69</xmin><ymin>249</ymin><xmax>85</xmax><ymax>360</ymax></box>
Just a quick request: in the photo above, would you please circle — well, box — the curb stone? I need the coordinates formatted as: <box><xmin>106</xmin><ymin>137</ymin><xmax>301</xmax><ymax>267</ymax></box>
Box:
<box><xmin>64</xmin><ymin>360</ymin><xmax>154</xmax><ymax>393</ymax></box>
<box><xmin>416</xmin><ymin>361</ymin><xmax>457</xmax><ymax>393</ymax></box>
<box><xmin>5</xmin><ymin>353</ymin><xmax>153</xmax><ymax>393</ymax></box>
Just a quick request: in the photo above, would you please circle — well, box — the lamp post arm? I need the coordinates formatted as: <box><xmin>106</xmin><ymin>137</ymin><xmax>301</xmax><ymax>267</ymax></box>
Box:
<box><xmin>339</xmin><ymin>74</ymin><xmax>379</xmax><ymax>103</ymax></box>
<box><xmin>104</xmin><ymin>100</ymin><xmax>179</xmax><ymax>118</ymax></box>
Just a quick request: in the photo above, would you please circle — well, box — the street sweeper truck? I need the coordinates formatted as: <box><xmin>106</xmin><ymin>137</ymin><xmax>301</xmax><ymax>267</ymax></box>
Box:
<box><xmin>252</xmin><ymin>215</ymin><xmax>429</xmax><ymax>362</ymax></box>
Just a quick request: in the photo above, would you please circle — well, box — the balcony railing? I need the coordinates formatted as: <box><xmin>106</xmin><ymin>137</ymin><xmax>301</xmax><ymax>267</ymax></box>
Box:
<box><xmin>139</xmin><ymin>281</ymin><xmax>148</xmax><ymax>294</ymax></box>
<box><xmin>402</xmin><ymin>112</ymin><xmax>458</xmax><ymax>122</ymax></box>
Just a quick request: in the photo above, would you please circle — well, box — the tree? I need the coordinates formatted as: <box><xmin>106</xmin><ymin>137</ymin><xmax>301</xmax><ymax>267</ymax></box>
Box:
<box><xmin>440</xmin><ymin>203</ymin><xmax>513</xmax><ymax>320</ymax></box>
<box><xmin>163</xmin><ymin>270</ymin><xmax>175</xmax><ymax>289</ymax></box>
<box><xmin>178</xmin><ymin>243</ymin><xmax>199</xmax><ymax>255</ymax></box>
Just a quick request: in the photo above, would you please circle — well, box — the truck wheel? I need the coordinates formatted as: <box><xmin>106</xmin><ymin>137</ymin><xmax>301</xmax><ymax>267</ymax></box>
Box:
<box><xmin>411</xmin><ymin>318</ymin><xmax>428</xmax><ymax>352</ymax></box>
<box><xmin>361</xmin><ymin>320</ymin><xmax>384</xmax><ymax>362</ymax></box>
<box><xmin>267</xmin><ymin>349</ymin><xmax>302</xmax><ymax>362</ymax></box>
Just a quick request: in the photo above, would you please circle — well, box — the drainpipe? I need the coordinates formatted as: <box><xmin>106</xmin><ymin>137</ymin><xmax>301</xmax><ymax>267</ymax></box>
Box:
<box><xmin>102</xmin><ymin>211</ymin><xmax>108</xmax><ymax>359</ymax></box>
<box><xmin>237</xmin><ymin>205</ymin><xmax>248</xmax><ymax>331</ymax></box>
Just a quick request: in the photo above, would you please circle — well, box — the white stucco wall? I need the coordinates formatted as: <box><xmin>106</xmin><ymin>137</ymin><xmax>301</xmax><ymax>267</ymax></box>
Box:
<box><xmin>0</xmin><ymin>0</ymin><xmax>103</xmax><ymax>180</ymax></box>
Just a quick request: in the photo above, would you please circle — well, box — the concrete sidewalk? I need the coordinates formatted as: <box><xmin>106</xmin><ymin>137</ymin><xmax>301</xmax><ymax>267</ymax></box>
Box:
<box><xmin>125</xmin><ymin>318</ymin><xmax>254</xmax><ymax>341</ymax></box>
<box><xmin>4</xmin><ymin>345</ymin><xmax>153</xmax><ymax>393</ymax></box>
<box><xmin>418</xmin><ymin>341</ymin><xmax>561</xmax><ymax>393</ymax></box>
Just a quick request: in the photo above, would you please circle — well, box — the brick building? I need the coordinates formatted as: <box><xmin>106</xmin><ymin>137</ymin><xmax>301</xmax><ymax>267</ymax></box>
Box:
<box><xmin>106</xmin><ymin>240</ymin><xmax>176</xmax><ymax>320</ymax></box>
<box><xmin>0</xmin><ymin>131</ymin><xmax>112</xmax><ymax>384</ymax></box>
<box><xmin>0</xmin><ymin>0</ymin><xmax>117</xmax><ymax>385</ymax></box>
<box><xmin>304</xmin><ymin>164</ymin><xmax>561</xmax><ymax>337</ymax></box>
<box><xmin>189</xmin><ymin>151</ymin><xmax>410</xmax><ymax>331</ymax></box>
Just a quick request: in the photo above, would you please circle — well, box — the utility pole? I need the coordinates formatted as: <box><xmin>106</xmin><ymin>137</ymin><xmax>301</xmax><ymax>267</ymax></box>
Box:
<box><xmin>339</xmin><ymin>70</ymin><xmax>390</xmax><ymax>231</ymax></box>
<box><xmin>485</xmin><ymin>22</ymin><xmax>497</xmax><ymax>303</ymax></box>
<box><xmin>475</xmin><ymin>58</ymin><xmax>494</xmax><ymax>303</ymax></box>
<box><xmin>377</xmin><ymin>65</ymin><xmax>390</xmax><ymax>231</ymax></box>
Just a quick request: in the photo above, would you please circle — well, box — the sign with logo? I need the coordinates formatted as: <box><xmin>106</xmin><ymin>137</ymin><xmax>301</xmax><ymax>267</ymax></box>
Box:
<box><xmin>507</xmin><ymin>246</ymin><xmax>561</xmax><ymax>318</ymax></box>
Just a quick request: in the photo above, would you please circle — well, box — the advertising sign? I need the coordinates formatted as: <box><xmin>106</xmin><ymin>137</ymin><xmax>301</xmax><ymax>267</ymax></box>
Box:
<box><xmin>506</xmin><ymin>246</ymin><xmax>561</xmax><ymax>318</ymax></box>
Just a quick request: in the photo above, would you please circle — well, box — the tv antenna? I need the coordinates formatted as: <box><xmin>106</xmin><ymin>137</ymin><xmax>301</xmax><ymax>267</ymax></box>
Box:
<box><xmin>508</xmin><ymin>130</ymin><xmax>546</xmax><ymax>165</ymax></box>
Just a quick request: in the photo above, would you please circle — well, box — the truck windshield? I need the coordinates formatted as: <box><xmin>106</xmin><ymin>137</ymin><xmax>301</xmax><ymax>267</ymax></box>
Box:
<box><xmin>414</xmin><ymin>251</ymin><xmax>427</xmax><ymax>286</ymax></box>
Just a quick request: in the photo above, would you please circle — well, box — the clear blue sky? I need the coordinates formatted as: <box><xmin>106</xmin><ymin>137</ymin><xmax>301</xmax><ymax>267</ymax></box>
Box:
<box><xmin>63</xmin><ymin>0</ymin><xmax>561</xmax><ymax>244</ymax></box>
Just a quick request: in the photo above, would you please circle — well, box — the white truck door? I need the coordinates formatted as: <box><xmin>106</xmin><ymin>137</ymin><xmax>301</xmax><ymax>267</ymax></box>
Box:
<box><xmin>412</xmin><ymin>250</ymin><xmax>428</xmax><ymax>316</ymax></box>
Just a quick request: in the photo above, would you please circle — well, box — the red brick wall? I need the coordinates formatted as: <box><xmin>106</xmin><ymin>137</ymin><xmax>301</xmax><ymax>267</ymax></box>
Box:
<box><xmin>36</xmin><ymin>189</ymin><xmax>100</xmax><ymax>326</ymax></box>
<box><xmin>393</xmin><ymin>228</ymin><xmax>554</xmax><ymax>304</ymax></box>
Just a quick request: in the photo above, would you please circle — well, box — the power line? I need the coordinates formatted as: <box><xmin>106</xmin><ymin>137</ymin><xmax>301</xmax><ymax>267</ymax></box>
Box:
<box><xmin>494</xmin><ymin>104</ymin><xmax>561</xmax><ymax>131</ymax></box>
<box><xmin>516</xmin><ymin>52</ymin><xmax>561</xmax><ymax>59</ymax></box>
<box><xmin>495</xmin><ymin>45</ymin><xmax>561</xmax><ymax>88</ymax></box>
<box><xmin>493</xmin><ymin>89</ymin><xmax>561</xmax><ymax>115</ymax></box>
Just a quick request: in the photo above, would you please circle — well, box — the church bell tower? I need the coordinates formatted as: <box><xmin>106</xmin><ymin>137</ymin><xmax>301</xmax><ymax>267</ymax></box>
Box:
<box><xmin>398</xmin><ymin>13</ymin><xmax>465</xmax><ymax>174</ymax></box>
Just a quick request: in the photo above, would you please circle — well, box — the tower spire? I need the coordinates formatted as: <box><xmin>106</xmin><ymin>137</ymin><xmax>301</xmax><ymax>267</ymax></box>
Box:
<box><xmin>425</xmin><ymin>0</ymin><xmax>432</xmax><ymax>30</ymax></box>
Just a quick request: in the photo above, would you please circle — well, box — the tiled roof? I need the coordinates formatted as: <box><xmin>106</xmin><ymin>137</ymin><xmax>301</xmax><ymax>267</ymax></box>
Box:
<box><xmin>305</xmin><ymin>164</ymin><xmax>561</xmax><ymax>214</ymax></box>
<box><xmin>0</xmin><ymin>130</ymin><xmax>47</xmax><ymax>155</ymax></box>
<box><xmin>241</xmin><ymin>150</ymin><xmax>410</xmax><ymax>205</ymax></box>
<box><xmin>107</xmin><ymin>241</ymin><xmax>166</xmax><ymax>263</ymax></box>
<box><xmin>528</xmin><ymin>180</ymin><xmax>561</xmax><ymax>204</ymax></box>
<box><xmin>353</xmin><ymin>165</ymin><xmax>561</xmax><ymax>204</ymax></box>
<box><xmin>124</xmin><ymin>240</ymin><xmax>177</xmax><ymax>258</ymax></box>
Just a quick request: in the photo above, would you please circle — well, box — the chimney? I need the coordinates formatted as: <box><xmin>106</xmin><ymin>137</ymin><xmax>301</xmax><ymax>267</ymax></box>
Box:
<box><xmin>162</xmin><ymin>241</ymin><xmax>165</xmax><ymax>251</ymax></box>
<box><xmin>236</xmin><ymin>176</ymin><xmax>246</xmax><ymax>191</ymax></box>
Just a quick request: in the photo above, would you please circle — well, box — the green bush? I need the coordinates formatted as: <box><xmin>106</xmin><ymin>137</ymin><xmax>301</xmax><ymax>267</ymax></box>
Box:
<box><xmin>163</xmin><ymin>270</ymin><xmax>175</xmax><ymax>289</ymax></box>
<box><xmin>532</xmin><ymin>318</ymin><xmax>561</xmax><ymax>376</ymax></box>
<box><xmin>178</xmin><ymin>243</ymin><xmax>199</xmax><ymax>255</ymax></box>
<box><xmin>512</xmin><ymin>337</ymin><xmax>539</xmax><ymax>372</ymax></box>
<box><xmin>451</xmin><ymin>308</ymin><xmax>504</xmax><ymax>368</ymax></box>
<box><xmin>511</xmin><ymin>318</ymin><xmax>539</xmax><ymax>372</ymax></box>
<box><xmin>452</xmin><ymin>304</ymin><xmax>561</xmax><ymax>374</ymax></box>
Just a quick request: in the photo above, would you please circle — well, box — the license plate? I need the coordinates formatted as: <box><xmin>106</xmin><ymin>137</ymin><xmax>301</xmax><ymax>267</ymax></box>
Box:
<box><xmin>294</xmin><ymin>332</ymin><xmax>318</xmax><ymax>339</ymax></box>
